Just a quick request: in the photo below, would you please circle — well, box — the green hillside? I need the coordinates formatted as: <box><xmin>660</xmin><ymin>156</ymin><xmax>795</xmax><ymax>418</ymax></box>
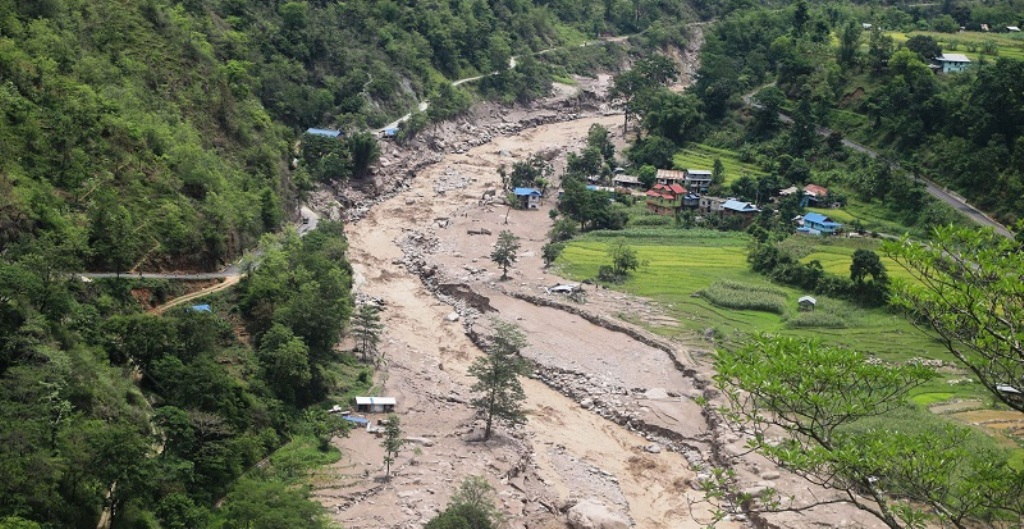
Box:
<box><xmin>0</xmin><ymin>0</ymin><xmax>697</xmax><ymax>273</ymax></box>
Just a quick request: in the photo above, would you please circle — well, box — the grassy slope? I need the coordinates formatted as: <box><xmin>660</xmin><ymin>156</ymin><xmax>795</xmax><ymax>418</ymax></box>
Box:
<box><xmin>672</xmin><ymin>143</ymin><xmax>766</xmax><ymax>185</ymax></box>
<box><xmin>888</xmin><ymin>30</ymin><xmax>1024</xmax><ymax>61</ymax></box>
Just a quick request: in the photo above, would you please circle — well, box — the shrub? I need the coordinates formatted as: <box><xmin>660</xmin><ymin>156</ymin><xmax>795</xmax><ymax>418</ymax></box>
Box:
<box><xmin>785</xmin><ymin>297</ymin><xmax>858</xmax><ymax>328</ymax></box>
<box><xmin>698</xmin><ymin>280</ymin><xmax>788</xmax><ymax>315</ymax></box>
<box><xmin>630</xmin><ymin>214</ymin><xmax>674</xmax><ymax>227</ymax></box>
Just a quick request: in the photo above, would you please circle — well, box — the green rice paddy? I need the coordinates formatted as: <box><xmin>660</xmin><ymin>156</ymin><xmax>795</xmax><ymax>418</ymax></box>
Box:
<box><xmin>555</xmin><ymin>229</ymin><xmax>947</xmax><ymax>362</ymax></box>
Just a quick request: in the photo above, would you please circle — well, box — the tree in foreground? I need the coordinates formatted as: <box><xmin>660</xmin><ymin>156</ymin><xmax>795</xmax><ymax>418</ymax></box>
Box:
<box><xmin>351</xmin><ymin>302</ymin><xmax>383</xmax><ymax>363</ymax></box>
<box><xmin>382</xmin><ymin>413</ymin><xmax>403</xmax><ymax>481</ymax></box>
<box><xmin>602</xmin><ymin>238</ymin><xmax>640</xmax><ymax>282</ymax></box>
<box><xmin>490</xmin><ymin>230</ymin><xmax>520</xmax><ymax>280</ymax></box>
<box><xmin>884</xmin><ymin>226</ymin><xmax>1024</xmax><ymax>412</ymax></box>
<box><xmin>425</xmin><ymin>476</ymin><xmax>502</xmax><ymax>529</ymax></box>
<box><xmin>712</xmin><ymin>334</ymin><xmax>1024</xmax><ymax>528</ymax></box>
<box><xmin>469</xmin><ymin>320</ymin><xmax>529</xmax><ymax>441</ymax></box>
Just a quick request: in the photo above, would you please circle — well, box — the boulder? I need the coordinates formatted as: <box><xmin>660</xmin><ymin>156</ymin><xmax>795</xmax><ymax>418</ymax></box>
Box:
<box><xmin>567</xmin><ymin>499</ymin><xmax>629</xmax><ymax>529</ymax></box>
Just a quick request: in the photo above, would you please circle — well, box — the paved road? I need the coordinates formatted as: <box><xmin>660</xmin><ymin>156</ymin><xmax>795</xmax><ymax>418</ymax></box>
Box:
<box><xmin>741</xmin><ymin>85</ymin><xmax>1012</xmax><ymax>238</ymax></box>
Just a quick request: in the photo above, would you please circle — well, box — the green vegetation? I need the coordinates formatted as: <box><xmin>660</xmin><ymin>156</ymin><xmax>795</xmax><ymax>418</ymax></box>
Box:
<box><xmin>887</xmin><ymin>31</ymin><xmax>1024</xmax><ymax>62</ymax></box>
<box><xmin>469</xmin><ymin>320</ymin><xmax>529</xmax><ymax>442</ymax></box>
<box><xmin>714</xmin><ymin>335</ymin><xmax>1024</xmax><ymax>528</ymax></box>
<box><xmin>554</xmin><ymin>229</ymin><xmax>941</xmax><ymax>360</ymax></box>
<box><xmin>698</xmin><ymin>280</ymin><xmax>787</xmax><ymax>315</ymax></box>
<box><xmin>672</xmin><ymin>144</ymin><xmax>766</xmax><ymax>185</ymax></box>
<box><xmin>0</xmin><ymin>221</ymin><xmax>359</xmax><ymax>527</ymax></box>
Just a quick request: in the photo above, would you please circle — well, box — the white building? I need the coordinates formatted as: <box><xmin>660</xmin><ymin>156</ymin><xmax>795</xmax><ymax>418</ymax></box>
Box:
<box><xmin>934</xmin><ymin>53</ymin><xmax>971</xmax><ymax>73</ymax></box>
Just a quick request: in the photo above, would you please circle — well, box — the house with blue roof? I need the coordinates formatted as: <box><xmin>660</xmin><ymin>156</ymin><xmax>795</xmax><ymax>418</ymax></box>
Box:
<box><xmin>513</xmin><ymin>187</ymin><xmax>542</xmax><ymax>209</ymax></box>
<box><xmin>305</xmin><ymin>128</ymin><xmax>343</xmax><ymax>139</ymax></box>
<box><xmin>801</xmin><ymin>212</ymin><xmax>843</xmax><ymax>235</ymax></box>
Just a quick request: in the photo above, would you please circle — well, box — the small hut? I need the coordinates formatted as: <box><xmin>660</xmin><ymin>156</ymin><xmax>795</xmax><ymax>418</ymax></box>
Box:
<box><xmin>354</xmin><ymin>396</ymin><xmax>396</xmax><ymax>413</ymax></box>
<box><xmin>798</xmin><ymin>296</ymin><xmax>817</xmax><ymax>311</ymax></box>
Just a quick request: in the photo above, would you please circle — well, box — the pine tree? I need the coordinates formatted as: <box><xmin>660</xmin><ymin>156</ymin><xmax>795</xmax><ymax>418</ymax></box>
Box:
<box><xmin>469</xmin><ymin>321</ymin><xmax>529</xmax><ymax>441</ymax></box>
<box><xmin>382</xmin><ymin>413</ymin><xmax>403</xmax><ymax>481</ymax></box>
<box><xmin>490</xmin><ymin>230</ymin><xmax>520</xmax><ymax>280</ymax></box>
<box><xmin>351</xmin><ymin>303</ymin><xmax>383</xmax><ymax>363</ymax></box>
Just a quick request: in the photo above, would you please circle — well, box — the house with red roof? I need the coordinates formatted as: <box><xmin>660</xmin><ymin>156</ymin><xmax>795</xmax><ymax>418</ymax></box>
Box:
<box><xmin>645</xmin><ymin>183</ymin><xmax>687</xmax><ymax>216</ymax></box>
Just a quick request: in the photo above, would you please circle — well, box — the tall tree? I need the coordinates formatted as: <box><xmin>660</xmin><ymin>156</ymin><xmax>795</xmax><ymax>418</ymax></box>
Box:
<box><xmin>711</xmin><ymin>157</ymin><xmax>725</xmax><ymax>187</ymax></box>
<box><xmin>884</xmin><ymin>226</ymin><xmax>1024</xmax><ymax>412</ymax></box>
<box><xmin>714</xmin><ymin>334</ymin><xmax>1024</xmax><ymax>529</ymax></box>
<box><xmin>469</xmin><ymin>321</ymin><xmax>529</xmax><ymax>441</ymax></box>
<box><xmin>381</xmin><ymin>413</ymin><xmax>403</xmax><ymax>481</ymax></box>
<box><xmin>351</xmin><ymin>303</ymin><xmax>383</xmax><ymax>363</ymax></box>
<box><xmin>348</xmin><ymin>132</ymin><xmax>380</xmax><ymax>179</ymax></box>
<box><xmin>836</xmin><ymin>20</ymin><xmax>863</xmax><ymax>69</ymax></box>
<box><xmin>490</xmin><ymin>230</ymin><xmax>520</xmax><ymax>280</ymax></box>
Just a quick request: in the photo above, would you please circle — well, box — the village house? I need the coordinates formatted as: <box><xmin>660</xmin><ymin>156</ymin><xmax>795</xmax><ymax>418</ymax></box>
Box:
<box><xmin>800</xmin><ymin>212</ymin><xmax>843</xmax><ymax>235</ymax></box>
<box><xmin>513</xmin><ymin>187</ymin><xmax>542</xmax><ymax>209</ymax></box>
<box><xmin>645</xmin><ymin>183</ymin><xmax>686</xmax><ymax>216</ymax></box>
<box><xmin>933</xmin><ymin>53</ymin><xmax>971</xmax><ymax>73</ymax></box>
<box><xmin>698</xmin><ymin>196</ymin><xmax>728</xmax><ymax>215</ymax></box>
<box><xmin>612</xmin><ymin>175</ymin><xmax>642</xmax><ymax>190</ymax></box>
<box><xmin>721</xmin><ymin>199</ymin><xmax>759</xmax><ymax>216</ymax></box>
<box><xmin>720</xmin><ymin>199</ymin><xmax>759</xmax><ymax>226</ymax></box>
<box><xmin>655</xmin><ymin>169</ymin><xmax>685</xmax><ymax>186</ymax></box>
<box><xmin>801</xmin><ymin>184</ymin><xmax>831</xmax><ymax>207</ymax></box>
<box><xmin>684</xmin><ymin>169</ymin><xmax>713</xmax><ymax>193</ymax></box>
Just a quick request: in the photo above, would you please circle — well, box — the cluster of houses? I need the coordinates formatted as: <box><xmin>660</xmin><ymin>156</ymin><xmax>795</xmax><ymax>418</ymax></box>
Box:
<box><xmin>630</xmin><ymin>169</ymin><xmax>846</xmax><ymax>235</ymax></box>
<box><xmin>635</xmin><ymin>169</ymin><xmax>761</xmax><ymax>224</ymax></box>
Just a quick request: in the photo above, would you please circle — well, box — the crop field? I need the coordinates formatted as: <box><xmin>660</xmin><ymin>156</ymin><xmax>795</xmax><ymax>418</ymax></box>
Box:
<box><xmin>887</xmin><ymin>30</ymin><xmax>1024</xmax><ymax>62</ymax></box>
<box><xmin>795</xmin><ymin>235</ymin><xmax>920</xmax><ymax>283</ymax></box>
<box><xmin>555</xmin><ymin>228</ymin><xmax>1021</xmax><ymax>453</ymax></box>
<box><xmin>672</xmin><ymin>143</ymin><xmax>766</xmax><ymax>185</ymax></box>
<box><xmin>555</xmin><ymin>229</ymin><xmax>948</xmax><ymax>361</ymax></box>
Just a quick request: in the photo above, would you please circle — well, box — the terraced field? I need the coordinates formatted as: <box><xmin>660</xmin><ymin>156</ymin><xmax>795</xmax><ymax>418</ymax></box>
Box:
<box><xmin>672</xmin><ymin>143</ymin><xmax>766</xmax><ymax>185</ymax></box>
<box><xmin>554</xmin><ymin>229</ymin><xmax>945</xmax><ymax>361</ymax></box>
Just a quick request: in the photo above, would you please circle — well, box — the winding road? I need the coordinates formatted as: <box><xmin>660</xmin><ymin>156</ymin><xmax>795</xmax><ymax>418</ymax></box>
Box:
<box><xmin>79</xmin><ymin>206</ymin><xmax>321</xmax><ymax>281</ymax></box>
<box><xmin>742</xmin><ymin>85</ymin><xmax>1012</xmax><ymax>238</ymax></box>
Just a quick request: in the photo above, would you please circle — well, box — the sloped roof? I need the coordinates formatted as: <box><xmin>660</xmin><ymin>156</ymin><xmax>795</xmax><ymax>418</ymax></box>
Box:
<box><xmin>798</xmin><ymin>295</ymin><xmax>817</xmax><ymax>305</ymax></box>
<box><xmin>613</xmin><ymin>175</ymin><xmax>640</xmax><ymax>184</ymax></box>
<box><xmin>668</xmin><ymin>183</ymin><xmax>686</xmax><ymax>194</ymax></box>
<box><xmin>803</xmin><ymin>212</ymin><xmax>841</xmax><ymax>226</ymax></box>
<box><xmin>686</xmin><ymin>169</ymin><xmax>712</xmax><ymax>177</ymax></box>
<box><xmin>938</xmin><ymin>53</ymin><xmax>970</xmax><ymax>63</ymax></box>
<box><xmin>513</xmin><ymin>187</ymin><xmax>542</xmax><ymax>196</ymax></box>
<box><xmin>656</xmin><ymin>169</ymin><xmax>685</xmax><ymax>181</ymax></box>
<box><xmin>722</xmin><ymin>199</ymin><xmax>758</xmax><ymax>212</ymax></box>
<box><xmin>803</xmin><ymin>184</ymin><xmax>829</xmax><ymax>197</ymax></box>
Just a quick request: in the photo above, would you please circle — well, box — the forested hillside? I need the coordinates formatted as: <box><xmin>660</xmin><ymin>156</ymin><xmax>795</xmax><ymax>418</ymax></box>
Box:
<box><xmin>0</xmin><ymin>1</ymin><xmax>703</xmax><ymax>528</ymax></box>
<box><xmin>0</xmin><ymin>0</ymin><xmax>696</xmax><ymax>273</ymax></box>
<box><xmin>689</xmin><ymin>0</ymin><xmax>1024</xmax><ymax>225</ymax></box>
